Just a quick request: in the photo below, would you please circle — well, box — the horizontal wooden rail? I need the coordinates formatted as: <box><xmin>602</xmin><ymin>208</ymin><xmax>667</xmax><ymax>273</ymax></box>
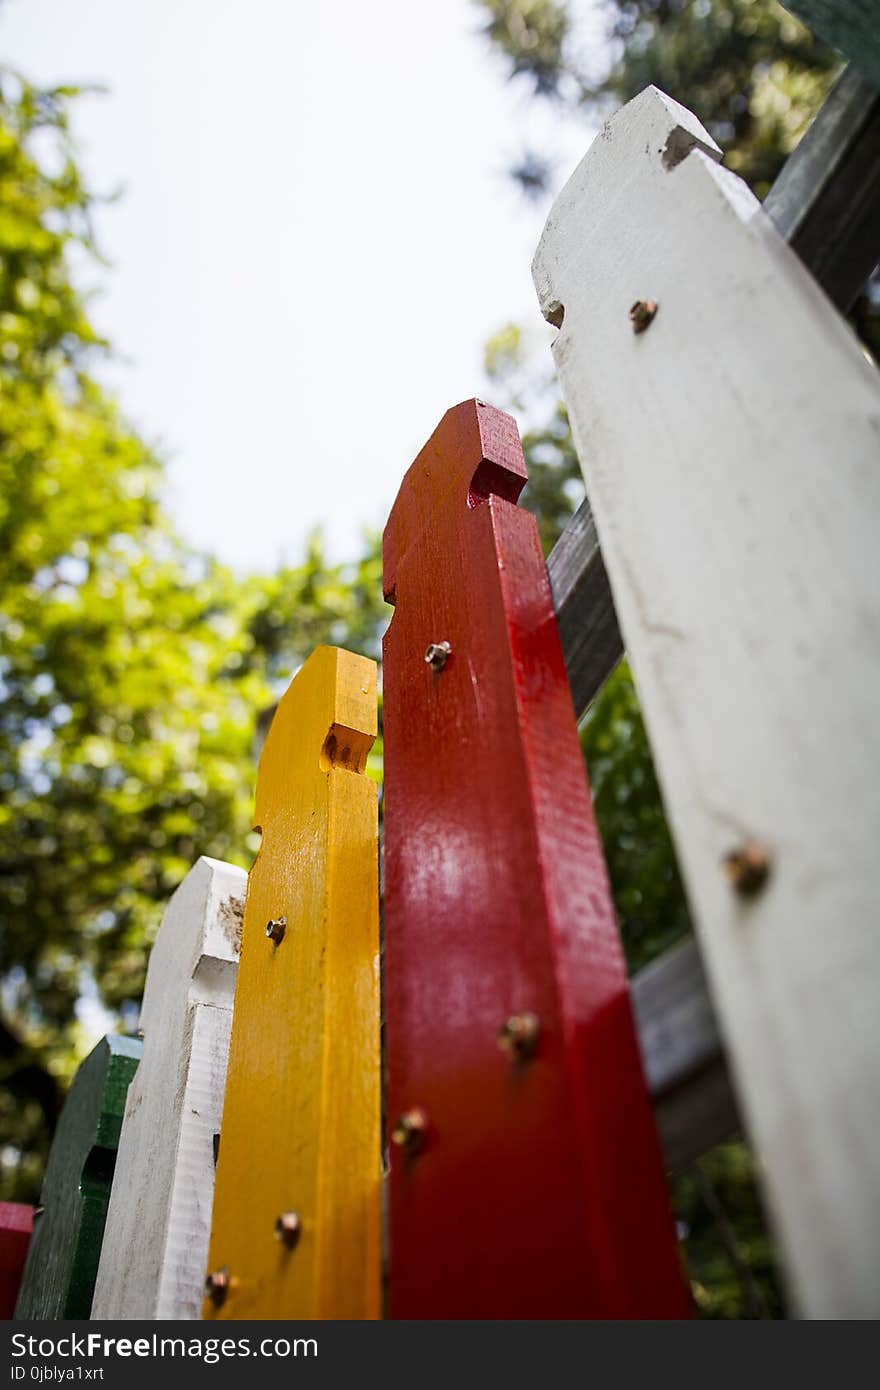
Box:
<box><xmin>545</xmin><ymin>495</ymin><xmax>620</xmax><ymax>717</ymax></box>
<box><xmin>546</xmin><ymin>65</ymin><xmax>880</xmax><ymax>1179</ymax></box>
<box><xmin>780</xmin><ymin>2</ymin><xmax>880</xmax><ymax>90</ymax></box>
<box><xmin>631</xmin><ymin>939</ymin><xmax>738</xmax><ymax>1172</ymax></box>
<box><xmin>764</xmin><ymin>65</ymin><xmax>880</xmax><ymax>312</ymax></box>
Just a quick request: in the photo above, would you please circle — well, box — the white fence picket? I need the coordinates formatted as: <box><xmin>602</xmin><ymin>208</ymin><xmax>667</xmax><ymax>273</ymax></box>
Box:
<box><xmin>533</xmin><ymin>85</ymin><xmax>880</xmax><ymax>1318</ymax></box>
<box><xmin>91</xmin><ymin>856</ymin><xmax>245</xmax><ymax>1320</ymax></box>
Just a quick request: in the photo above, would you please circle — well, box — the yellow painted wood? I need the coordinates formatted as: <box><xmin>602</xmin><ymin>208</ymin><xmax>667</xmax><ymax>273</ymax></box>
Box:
<box><xmin>203</xmin><ymin>646</ymin><xmax>380</xmax><ymax>1320</ymax></box>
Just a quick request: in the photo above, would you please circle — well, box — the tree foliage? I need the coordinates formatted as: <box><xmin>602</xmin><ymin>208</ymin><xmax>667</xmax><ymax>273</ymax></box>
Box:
<box><xmin>476</xmin><ymin>0</ymin><xmax>839</xmax><ymax>194</ymax></box>
<box><xmin>0</xmin><ymin>70</ymin><xmax>385</xmax><ymax>1201</ymax></box>
<box><xmin>484</xmin><ymin>322</ymin><xmax>583</xmax><ymax>554</ymax></box>
<box><xmin>478</xmin><ymin>0</ymin><xmax>572</xmax><ymax>96</ymax></box>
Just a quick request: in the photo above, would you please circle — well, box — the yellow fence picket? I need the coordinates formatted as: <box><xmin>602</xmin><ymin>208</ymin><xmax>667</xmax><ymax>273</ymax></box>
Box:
<box><xmin>203</xmin><ymin>646</ymin><xmax>380</xmax><ymax>1320</ymax></box>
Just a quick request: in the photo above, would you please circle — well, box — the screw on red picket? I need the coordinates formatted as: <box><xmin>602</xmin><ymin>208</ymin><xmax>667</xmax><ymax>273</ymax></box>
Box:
<box><xmin>424</xmin><ymin>641</ymin><xmax>452</xmax><ymax>671</ymax></box>
<box><xmin>498</xmin><ymin>1012</ymin><xmax>540</xmax><ymax>1062</ymax></box>
<box><xmin>392</xmin><ymin>1107</ymin><xmax>428</xmax><ymax>1156</ymax></box>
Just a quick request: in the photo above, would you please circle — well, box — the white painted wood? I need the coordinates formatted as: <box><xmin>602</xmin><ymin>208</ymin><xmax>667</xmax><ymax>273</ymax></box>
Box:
<box><xmin>533</xmin><ymin>85</ymin><xmax>880</xmax><ymax>1319</ymax></box>
<box><xmin>91</xmin><ymin>856</ymin><xmax>245</xmax><ymax>1320</ymax></box>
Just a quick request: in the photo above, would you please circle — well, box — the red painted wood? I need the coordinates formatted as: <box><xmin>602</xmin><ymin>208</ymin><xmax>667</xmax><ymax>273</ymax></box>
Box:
<box><xmin>383</xmin><ymin>399</ymin><xmax>689</xmax><ymax>1318</ymax></box>
<box><xmin>0</xmin><ymin>1202</ymin><xmax>33</xmax><ymax>1318</ymax></box>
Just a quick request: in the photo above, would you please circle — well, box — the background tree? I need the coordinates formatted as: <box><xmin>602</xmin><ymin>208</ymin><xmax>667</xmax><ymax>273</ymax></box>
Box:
<box><xmin>477</xmin><ymin>0</ymin><xmax>839</xmax><ymax>193</ymax></box>
<box><xmin>0</xmin><ymin>68</ymin><xmax>385</xmax><ymax>1202</ymax></box>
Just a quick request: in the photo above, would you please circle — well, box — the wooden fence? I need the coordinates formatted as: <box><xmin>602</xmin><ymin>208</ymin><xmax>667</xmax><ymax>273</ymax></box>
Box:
<box><xmin>9</xmin><ymin>68</ymin><xmax>880</xmax><ymax>1321</ymax></box>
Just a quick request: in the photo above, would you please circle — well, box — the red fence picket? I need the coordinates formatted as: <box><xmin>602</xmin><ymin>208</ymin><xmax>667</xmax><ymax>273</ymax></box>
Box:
<box><xmin>382</xmin><ymin>398</ymin><xmax>689</xmax><ymax>1318</ymax></box>
<box><xmin>0</xmin><ymin>1203</ymin><xmax>33</xmax><ymax>1318</ymax></box>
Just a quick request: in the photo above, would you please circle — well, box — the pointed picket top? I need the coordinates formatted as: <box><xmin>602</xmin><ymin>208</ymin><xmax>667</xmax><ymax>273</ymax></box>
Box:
<box><xmin>256</xmin><ymin>645</ymin><xmax>377</xmax><ymax>792</ymax></box>
<box><xmin>91</xmin><ymin>856</ymin><xmax>245</xmax><ymax>1320</ymax></box>
<box><xmin>16</xmin><ymin>1035</ymin><xmax>140</xmax><ymax>1320</ymax></box>
<box><xmin>140</xmin><ymin>856</ymin><xmax>243</xmax><ymax>1022</ymax></box>
<box><xmin>533</xmin><ymin>85</ymin><xmax>721</xmax><ymax>332</ymax></box>
<box><xmin>383</xmin><ymin>398</ymin><xmax>527</xmax><ymax>604</ymax></box>
<box><xmin>382</xmin><ymin>401</ymin><xmax>688</xmax><ymax>1318</ymax></box>
<box><xmin>205</xmin><ymin>646</ymin><xmax>380</xmax><ymax>1320</ymax></box>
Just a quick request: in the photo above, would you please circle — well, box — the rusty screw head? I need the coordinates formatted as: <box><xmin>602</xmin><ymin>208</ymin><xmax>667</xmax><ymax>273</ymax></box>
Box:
<box><xmin>205</xmin><ymin>1266</ymin><xmax>230</xmax><ymax>1307</ymax></box>
<box><xmin>629</xmin><ymin>299</ymin><xmax>658</xmax><ymax>334</ymax></box>
<box><xmin>391</xmin><ymin>1107</ymin><xmax>428</xmax><ymax>1156</ymax></box>
<box><xmin>498</xmin><ymin>1012</ymin><xmax>540</xmax><ymax>1062</ymax></box>
<box><xmin>265</xmin><ymin>915</ymin><xmax>287</xmax><ymax>944</ymax></box>
<box><xmin>274</xmin><ymin>1211</ymin><xmax>301</xmax><ymax>1250</ymax></box>
<box><xmin>424</xmin><ymin>641</ymin><xmax>452</xmax><ymax>671</ymax></box>
<box><xmin>723</xmin><ymin>841</ymin><xmax>771</xmax><ymax>897</ymax></box>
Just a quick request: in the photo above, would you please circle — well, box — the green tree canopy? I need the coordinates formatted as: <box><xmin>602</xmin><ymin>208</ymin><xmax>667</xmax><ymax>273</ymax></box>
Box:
<box><xmin>476</xmin><ymin>0</ymin><xmax>838</xmax><ymax>195</ymax></box>
<box><xmin>0</xmin><ymin>69</ymin><xmax>385</xmax><ymax>1201</ymax></box>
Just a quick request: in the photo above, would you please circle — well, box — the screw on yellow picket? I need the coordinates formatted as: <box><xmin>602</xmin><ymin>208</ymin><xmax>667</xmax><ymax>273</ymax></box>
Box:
<box><xmin>203</xmin><ymin>646</ymin><xmax>380</xmax><ymax>1319</ymax></box>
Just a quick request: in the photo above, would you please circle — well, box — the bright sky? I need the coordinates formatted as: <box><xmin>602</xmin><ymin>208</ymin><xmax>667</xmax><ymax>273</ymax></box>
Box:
<box><xmin>2</xmin><ymin>0</ymin><xmax>594</xmax><ymax>572</ymax></box>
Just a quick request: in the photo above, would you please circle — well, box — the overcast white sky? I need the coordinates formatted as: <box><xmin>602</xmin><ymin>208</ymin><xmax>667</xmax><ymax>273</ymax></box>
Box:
<box><xmin>2</xmin><ymin>0</ymin><xmax>594</xmax><ymax>571</ymax></box>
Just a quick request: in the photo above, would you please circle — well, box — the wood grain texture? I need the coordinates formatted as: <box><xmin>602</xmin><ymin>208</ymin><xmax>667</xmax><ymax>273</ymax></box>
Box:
<box><xmin>534</xmin><ymin>85</ymin><xmax>880</xmax><ymax>1318</ymax></box>
<box><xmin>15</xmin><ymin>1035</ymin><xmax>141</xmax><ymax>1320</ymax></box>
<box><xmin>91</xmin><ymin>856</ymin><xmax>246</xmax><ymax>1320</ymax></box>
<box><xmin>382</xmin><ymin>398</ymin><xmax>688</xmax><ymax>1319</ymax></box>
<box><xmin>204</xmin><ymin>647</ymin><xmax>380</xmax><ymax>1320</ymax></box>
<box><xmin>546</xmin><ymin>493</ymin><xmax>623</xmax><ymax>717</ymax></box>
<box><xmin>0</xmin><ymin>1203</ymin><xmax>33</xmax><ymax>1318</ymax></box>
<box><xmin>632</xmin><ymin>939</ymin><xmax>739</xmax><ymax>1173</ymax></box>
<box><xmin>763</xmin><ymin>66</ymin><xmax>880</xmax><ymax>313</ymax></box>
